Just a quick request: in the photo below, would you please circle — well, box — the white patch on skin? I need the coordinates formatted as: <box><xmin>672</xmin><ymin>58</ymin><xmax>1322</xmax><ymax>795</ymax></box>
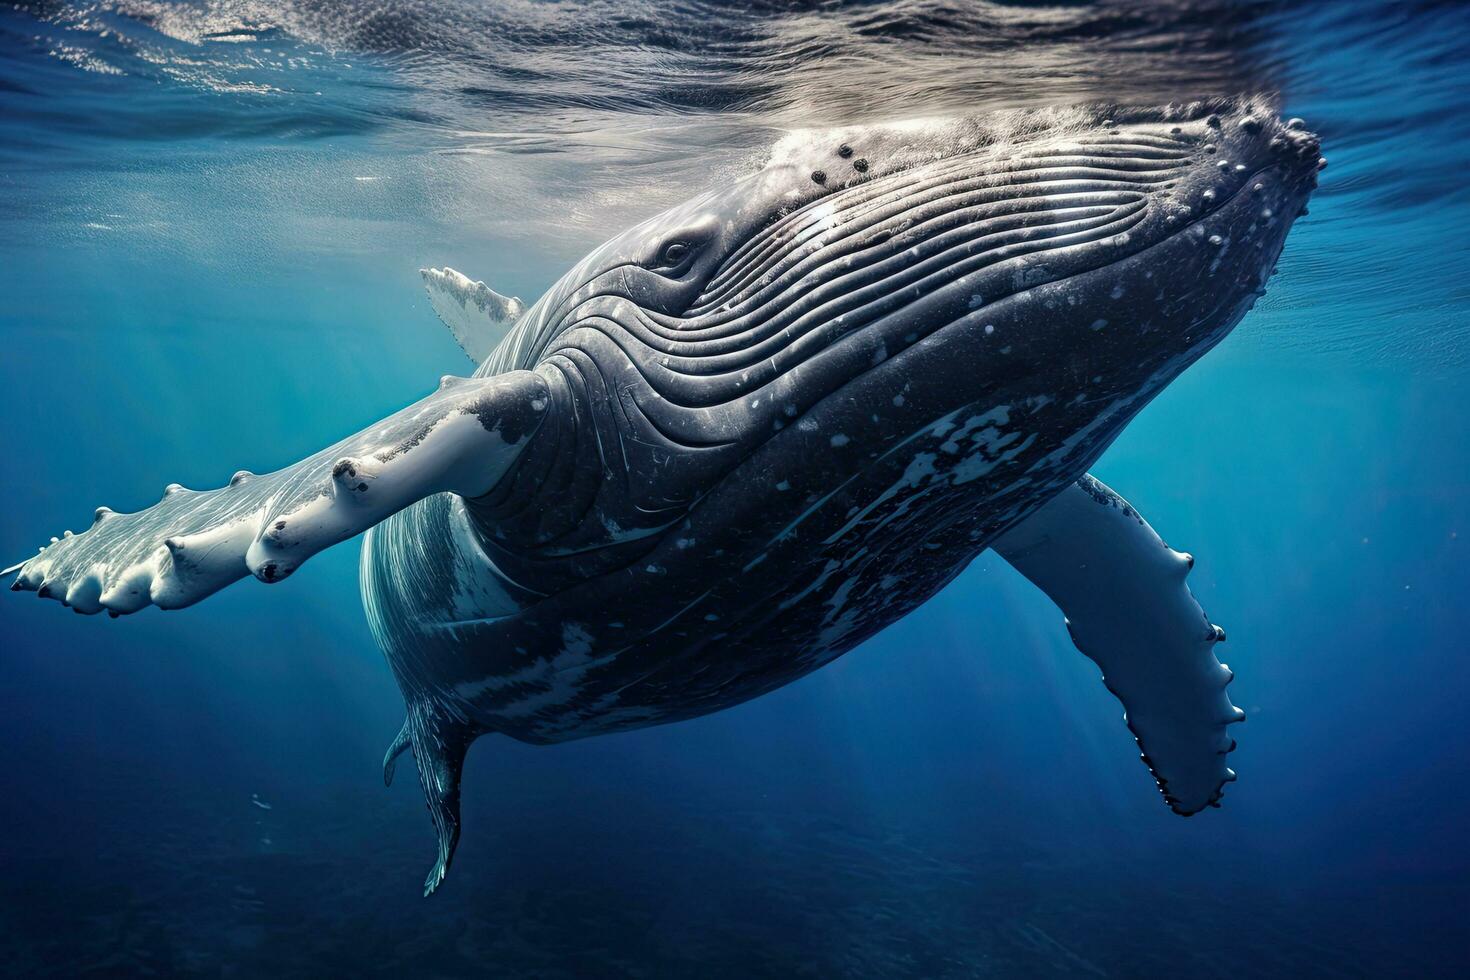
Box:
<box><xmin>551</xmin><ymin>692</ymin><xmax>663</xmax><ymax>736</ymax></box>
<box><xmin>454</xmin><ymin>622</ymin><xmax>592</xmax><ymax>703</ymax></box>
<box><xmin>817</xmin><ymin>606</ymin><xmax>862</xmax><ymax>654</ymax></box>
<box><xmin>459</xmin><ymin>620</ymin><xmax>634</xmax><ymax>723</ymax></box>
<box><xmin>825</xmin><ymin>575</ymin><xmax>859</xmax><ymax>620</ymax></box>
<box><xmin>560</xmin><ymin>622</ymin><xmax>593</xmax><ymax>659</ymax></box>
<box><xmin>778</xmin><ymin>558</ymin><xmax>841</xmax><ymax>612</ymax></box>
<box><xmin>823</xmin><ymin>405</ymin><xmax>1031</xmax><ymax>544</ymax></box>
<box><xmin>822</xmin><ymin>451</ymin><xmax>938</xmax><ymax>545</ymax></box>
<box><xmin>940</xmin><ymin>407</ymin><xmax>1012</xmax><ymax>454</ymax></box>
<box><xmin>756</xmin><ymin>395</ymin><xmax>1036</xmax><ymax>567</ymax></box>
<box><xmin>953</xmin><ymin>432</ymin><xmax>1035</xmax><ymax>484</ymax></box>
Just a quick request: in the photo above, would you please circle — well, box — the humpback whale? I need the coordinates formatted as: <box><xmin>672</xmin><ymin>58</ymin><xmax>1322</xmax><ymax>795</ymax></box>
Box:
<box><xmin>9</xmin><ymin>98</ymin><xmax>1323</xmax><ymax>895</ymax></box>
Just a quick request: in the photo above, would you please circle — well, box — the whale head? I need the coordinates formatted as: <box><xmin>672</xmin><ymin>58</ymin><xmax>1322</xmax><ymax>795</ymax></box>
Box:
<box><xmin>501</xmin><ymin>98</ymin><xmax>1321</xmax><ymax>435</ymax></box>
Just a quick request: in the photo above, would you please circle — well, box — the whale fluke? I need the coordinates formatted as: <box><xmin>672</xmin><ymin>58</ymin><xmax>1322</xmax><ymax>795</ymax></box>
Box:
<box><xmin>993</xmin><ymin>475</ymin><xmax>1242</xmax><ymax>815</ymax></box>
<box><xmin>9</xmin><ymin>371</ymin><xmax>553</xmax><ymax>614</ymax></box>
<box><xmin>400</xmin><ymin>702</ymin><xmax>477</xmax><ymax>897</ymax></box>
<box><xmin>421</xmin><ymin>266</ymin><xmax>526</xmax><ymax>364</ymax></box>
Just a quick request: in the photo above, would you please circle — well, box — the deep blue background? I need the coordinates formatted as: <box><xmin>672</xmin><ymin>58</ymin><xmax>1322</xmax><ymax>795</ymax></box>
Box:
<box><xmin>1</xmin><ymin>1</ymin><xmax>1466</xmax><ymax>975</ymax></box>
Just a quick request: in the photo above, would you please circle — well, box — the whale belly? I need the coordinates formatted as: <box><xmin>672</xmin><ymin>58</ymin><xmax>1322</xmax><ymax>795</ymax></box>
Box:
<box><xmin>365</xmin><ymin>314</ymin><xmax>1161</xmax><ymax>744</ymax></box>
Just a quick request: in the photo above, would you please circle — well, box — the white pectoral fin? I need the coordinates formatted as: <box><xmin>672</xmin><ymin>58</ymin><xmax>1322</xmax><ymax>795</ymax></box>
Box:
<box><xmin>992</xmin><ymin>474</ymin><xmax>1241</xmax><ymax>815</ymax></box>
<box><xmin>422</xmin><ymin>266</ymin><xmax>527</xmax><ymax>364</ymax></box>
<box><xmin>10</xmin><ymin>371</ymin><xmax>550</xmax><ymax>616</ymax></box>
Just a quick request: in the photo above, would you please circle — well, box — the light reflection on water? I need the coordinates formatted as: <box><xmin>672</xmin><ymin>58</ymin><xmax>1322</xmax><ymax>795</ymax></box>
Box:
<box><xmin>4</xmin><ymin>1</ymin><xmax>1465</xmax><ymax>364</ymax></box>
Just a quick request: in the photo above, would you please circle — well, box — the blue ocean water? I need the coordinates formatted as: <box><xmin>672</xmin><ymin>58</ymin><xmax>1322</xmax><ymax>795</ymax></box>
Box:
<box><xmin>1</xmin><ymin>1</ymin><xmax>1467</xmax><ymax>975</ymax></box>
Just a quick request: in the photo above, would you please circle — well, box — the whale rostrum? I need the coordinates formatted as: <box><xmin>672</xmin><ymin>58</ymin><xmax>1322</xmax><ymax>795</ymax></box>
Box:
<box><xmin>10</xmin><ymin>98</ymin><xmax>1322</xmax><ymax>894</ymax></box>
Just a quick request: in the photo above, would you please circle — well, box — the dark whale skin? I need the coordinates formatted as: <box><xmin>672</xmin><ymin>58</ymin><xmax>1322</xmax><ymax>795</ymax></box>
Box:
<box><xmin>363</xmin><ymin>101</ymin><xmax>1320</xmax><ymax>747</ymax></box>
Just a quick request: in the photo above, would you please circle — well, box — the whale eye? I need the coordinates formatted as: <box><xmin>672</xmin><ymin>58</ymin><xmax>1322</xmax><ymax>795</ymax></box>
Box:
<box><xmin>657</xmin><ymin>241</ymin><xmax>691</xmax><ymax>269</ymax></box>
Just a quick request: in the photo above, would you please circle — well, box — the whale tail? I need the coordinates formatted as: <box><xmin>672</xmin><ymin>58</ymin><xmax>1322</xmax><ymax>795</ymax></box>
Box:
<box><xmin>388</xmin><ymin>702</ymin><xmax>479</xmax><ymax>897</ymax></box>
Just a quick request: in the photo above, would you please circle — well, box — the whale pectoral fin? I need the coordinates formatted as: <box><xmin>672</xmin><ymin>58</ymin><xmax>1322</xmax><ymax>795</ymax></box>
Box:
<box><xmin>422</xmin><ymin>266</ymin><xmax>527</xmax><ymax>364</ymax></box>
<box><xmin>401</xmin><ymin>702</ymin><xmax>477</xmax><ymax>897</ymax></box>
<box><xmin>9</xmin><ymin>370</ymin><xmax>551</xmax><ymax>615</ymax></box>
<box><xmin>992</xmin><ymin>474</ymin><xmax>1241</xmax><ymax>815</ymax></box>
